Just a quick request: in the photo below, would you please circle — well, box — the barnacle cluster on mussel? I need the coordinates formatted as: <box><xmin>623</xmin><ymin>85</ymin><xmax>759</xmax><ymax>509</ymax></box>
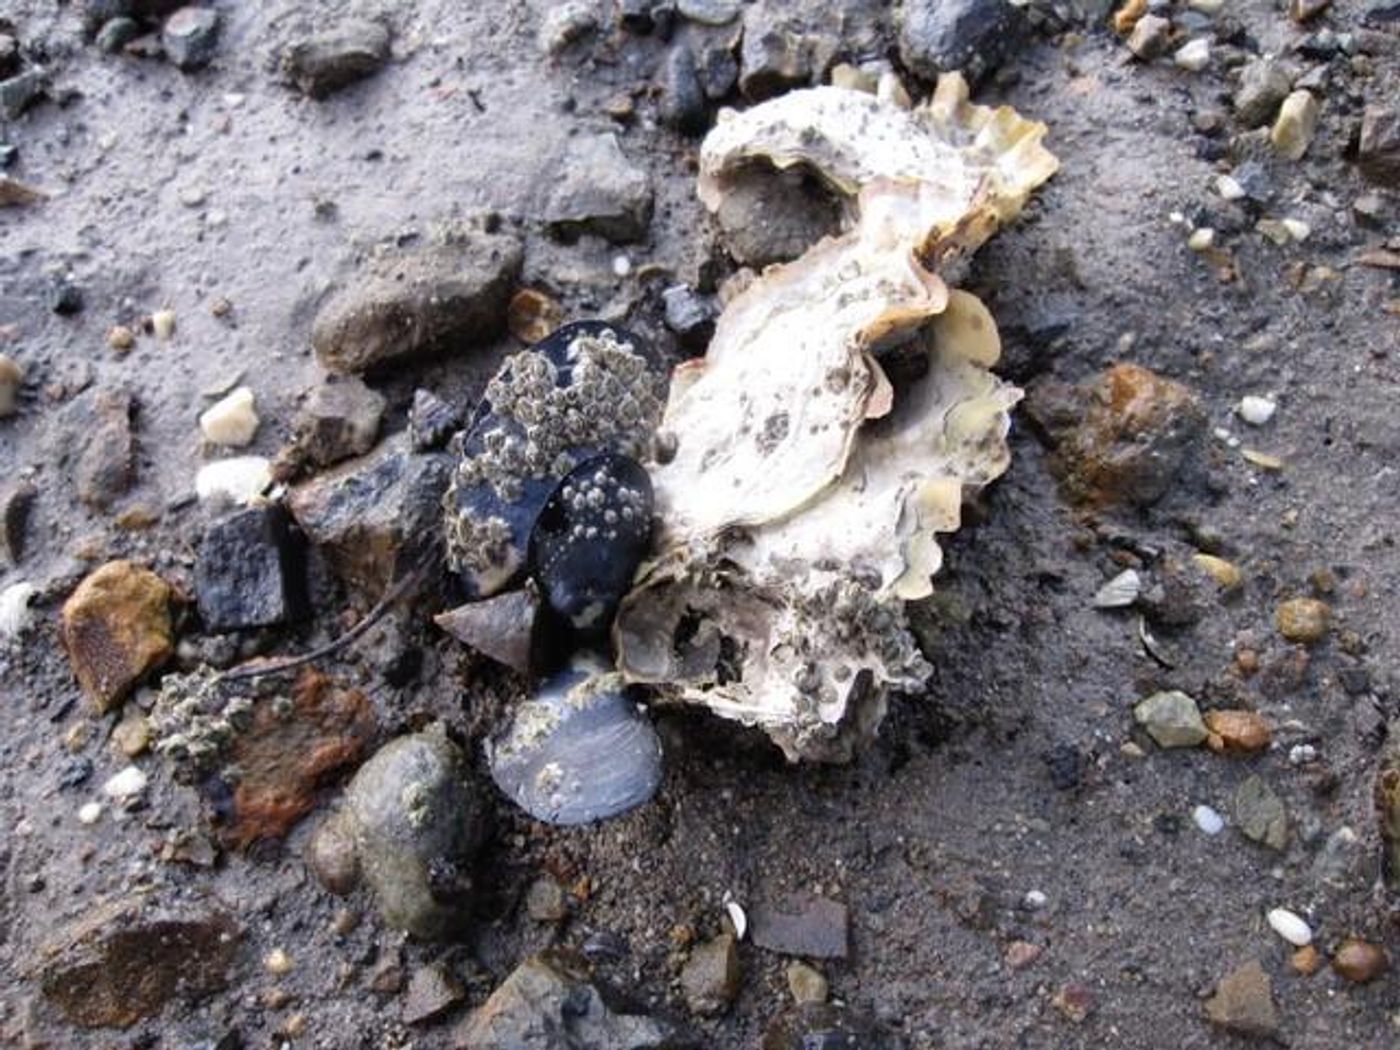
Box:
<box><xmin>439</xmin><ymin>321</ymin><xmax>666</xmax><ymax>824</ymax></box>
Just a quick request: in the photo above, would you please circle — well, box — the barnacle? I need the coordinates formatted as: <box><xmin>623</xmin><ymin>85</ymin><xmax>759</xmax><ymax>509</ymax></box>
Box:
<box><xmin>615</xmin><ymin>73</ymin><xmax>1058</xmax><ymax>761</ymax></box>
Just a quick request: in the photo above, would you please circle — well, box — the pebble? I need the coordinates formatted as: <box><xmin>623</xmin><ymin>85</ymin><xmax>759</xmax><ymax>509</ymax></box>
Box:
<box><xmin>1126</xmin><ymin>14</ymin><xmax>1171</xmax><ymax>60</ymax></box>
<box><xmin>402</xmin><ymin>963</ymin><xmax>465</xmax><ymax>1025</ymax></box>
<box><xmin>1216</xmin><ymin>175</ymin><xmax>1245</xmax><ymax>201</ymax></box>
<box><xmin>680</xmin><ymin>933</ymin><xmax>740</xmax><ymax>1016</ymax></box>
<box><xmin>738</xmin><ymin>4</ymin><xmax>813</xmax><ymax>101</ymax></box>
<box><xmin>1134</xmin><ymin>690</ymin><xmax>1208</xmax><ymax>748</ymax></box>
<box><xmin>1357</xmin><ymin>106</ymin><xmax>1400</xmax><ymax>188</ymax></box>
<box><xmin>1291</xmin><ymin>945</ymin><xmax>1322</xmax><ymax>975</ymax></box>
<box><xmin>96</xmin><ymin>17</ymin><xmax>142</xmax><ymax>53</ymax></box>
<box><xmin>343</xmin><ymin>725</ymin><xmax>482</xmax><ymax>940</ymax></box>
<box><xmin>1004</xmin><ymin>940</ymin><xmax>1044</xmax><ymax>969</ymax></box>
<box><xmin>1275</xmin><ymin>597</ymin><xmax>1331</xmax><ymax>644</ymax></box>
<box><xmin>107</xmin><ymin>324</ymin><xmax>135</xmax><ymax>353</ymax></box>
<box><xmin>1332</xmin><ymin>938</ymin><xmax>1388</xmax><ymax>983</ymax></box>
<box><xmin>662</xmin><ymin>284</ymin><xmax>717</xmax><ymax>350</ymax></box>
<box><xmin>1235</xmin><ymin>60</ymin><xmax>1293</xmax><ymax>128</ymax></box>
<box><xmin>1203</xmin><ymin>709</ymin><xmax>1271</xmax><ymax>753</ymax></box>
<box><xmin>77</xmin><ymin>801</ymin><xmax>103</xmax><ymax>824</ymax></box>
<box><xmin>198</xmin><ymin>386</ymin><xmax>259</xmax><ymax>447</ymax></box>
<box><xmin>162</xmin><ymin>6</ymin><xmax>220</xmax><ymax>70</ymax></box>
<box><xmin>1266</xmin><ymin>907</ymin><xmax>1312</xmax><ymax>946</ymax></box>
<box><xmin>290</xmin><ymin>376</ymin><xmax>386</xmax><ymax>467</ymax></box>
<box><xmin>1291</xmin><ymin>0</ymin><xmax>1332</xmax><ymax>20</ymax></box>
<box><xmin>1205</xmin><ymin>959</ymin><xmax>1278</xmax><ymax>1039</ymax></box>
<box><xmin>195</xmin><ymin>456</ymin><xmax>273</xmax><ymax>507</ymax></box>
<box><xmin>1023</xmin><ymin>889</ymin><xmax>1049</xmax><ymax>910</ymax></box>
<box><xmin>311</xmin><ymin>225</ymin><xmax>522</xmax><ymax>373</ymax></box>
<box><xmin>785</xmin><ymin>960</ymin><xmax>828</xmax><ymax>1003</ymax></box>
<box><xmin>1238</xmin><ymin>395</ymin><xmax>1276</xmax><ymax>425</ymax></box>
<box><xmin>62</xmin><ymin>560</ymin><xmax>174</xmax><ymax>712</ymax></box>
<box><xmin>1235</xmin><ymin>774</ymin><xmax>1288</xmax><ymax>850</ymax></box>
<box><xmin>0</xmin><ymin>352</ymin><xmax>23</xmax><ymax>416</ymax></box>
<box><xmin>678</xmin><ymin>0</ymin><xmax>741</xmax><ymax>24</ymax></box>
<box><xmin>1174</xmin><ymin>38</ymin><xmax>1211</xmax><ymax>71</ymax></box>
<box><xmin>111</xmin><ymin>713</ymin><xmax>151</xmax><ymax>757</ymax></box>
<box><xmin>307</xmin><ymin>810</ymin><xmax>359</xmax><ymax>895</ymax></box>
<box><xmin>524</xmin><ymin>875</ymin><xmax>568</xmax><ymax>922</ymax></box>
<box><xmin>151</xmin><ymin>308</ymin><xmax>176</xmax><ymax>340</ymax></box>
<box><xmin>50</xmin><ymin>277</ymin><xmax>84</xmax><ymax>316</ymax></box>
<box><xmin>1271</xmin><ymin>90</ymin><xmax>1320</xmax><ymax>161</ymax></box>
<box><xmin>0</xmin><ymin>581</ymin><xmax>37</xmax><ymax>640</ymax></box>
<box><xmin>1192</xmin><ymin>553</ymin><xmax>1241</xmax><ymax>590</ymax></box>
<box><xmin>1187</xmin><ymin>227</ymin><xmax>1215</xmax><ymax>251</ymax></box>
<box><xmin>102</xmin><ymin>765</ymin><xmax>148</xmax><ymax>799</ymax></box>
<box><xmin>281</xmin><ymin>19</ymin><xmax>391</xmax><ymax>99</ymax></box>
<box><xmin>538</xmin><ymin>2</ymin><xmax>599</xmax><ymax>54</ymax></box>
<box><xmin>0</xmin><ymin>67</ymin><xmax>47</xmax><ymax>120</ymax></box>
<box><xmin>74</xmin><ymin>388</ymin><xmax>135</xmax><ymax>509</ymax></box>
<box><xmin>264</xmin><ymin>948</ymin><xmax>294</xmax><ymax>975</ymax></box>
<box><xmin>659</xmin><ymin>45</ymin><xmax>707</xmax><ymax>135</ymax></box>
<box><xmin>1193</xmin><ymin>804</ymin><xmax>1225</xmax><ymax>835</ymax></box>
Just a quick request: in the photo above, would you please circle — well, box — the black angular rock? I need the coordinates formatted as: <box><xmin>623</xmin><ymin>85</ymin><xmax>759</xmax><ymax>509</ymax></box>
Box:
<box><xmin>899</xmin><ymin>0</ymin><xmax>1027</xmax><ymax>86</ymax></box>
<box><xmin>195</xmin><ymin>505</ymin><xmax>308</xmax><ymax>631</ymax></box>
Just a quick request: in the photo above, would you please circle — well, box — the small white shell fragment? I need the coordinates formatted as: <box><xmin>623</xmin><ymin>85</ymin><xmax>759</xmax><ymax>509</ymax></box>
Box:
<box><xmin>1238</xmin><ymin>395</ymin><xmax>1277</xmax><ymax>426</ymax></box>
<box><xmin>264</xmin><ymin>948</ymin><xmax>294</xmax><ymax>975</ymax></box>
<box><xmin>1266</xmin><ymin>907</ymin><xmax>1313</xmax><ymax>946</ymax></box>
<box><xmin>1093</xmin><ymin>569</ymin><xmax>1142</xmax><ymax>609</ymax></box>
<box><xmin>612</xmin><ymin>254</ymin><xmax>632</xmax><ymax>277</ymax></box>
<box><xmin>1174</xmin><ymin>39</ymin><xmax>1211</xmax><ymax>72</ymax></box>
<box><xmin>78</xmin><ymin>801</ymin><xmax>103</xmax><ymax>825</ymax></box>
<box><xmin>1024</xmin><ymin>889</ymin><xmax>1048</xmax><ymax>910</ymax></box>
<box><xmin>1281</xmin><ymin>218</ymin><xmax>1311</xmax><ymax>242</ymax></box>
<box><xmin>195</xmin><ymin>456</ymin><xmax>273</xmax><ymax>506</ymax></box>
<box><xmin>1193</xmin><ymin>805</ymin><xmax>1225</xmax><ymax>835</ymax></box>
<box><xmin>151</xmin><ymin>309</ymin><xmax>176</xmax><ymax>340</ymax></box>
<box><xmin>1188</xmin><ymin>227</ymin><xmax>1216</xmax><ymax>251</ymax></box>
<box><xmin>0</xmin><ymin>581</ymin><xmax>38</xmax><ymax>641</ymax></box>
<box><xmin>1216</xmin><ymin>175</ymin><xmax>1245</xmax><ymax>201</ymax></box>
<box><xmin>198</xmin><ymin>386</ymin><xmax>260</xmax><ymax>447</ymax></box>
<box><xmin>725</xmin><ymin>898</ymin><xmax>748</xmax><ymax>941</ymax></box>
<box><xmin>102</xmin><ymin>765</ymin><xmax>148</xmax><ymax>799</ymax></box>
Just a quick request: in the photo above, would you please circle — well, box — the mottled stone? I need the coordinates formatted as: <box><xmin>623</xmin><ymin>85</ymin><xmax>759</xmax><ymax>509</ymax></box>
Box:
<box><xmin>1332</xmin><ymin>938</ymin><xmax>1388</xmax><ymax>983</ymax></box>
<box><xmin>762</xmin><ymin>1003</ymin><xmax>904</xmax><ymax>1050</ymax></box>
<box><xmin>288</xmin><ymin>434</ymin><xmax>450</xmax><ymax>601</ymax></box>
<box><xmin>162</xmin><ymin>6</ymin><xmax>220</xmax><ymax>71</ymax></box>
<box><xmin>1134</xmin><ymin>691</ymin><xmax>1208</xmax><ymax>749</ymax></box>
<box><xmin>282</xmin><ymin>19</ymin><xmax>391</xmax><ymax>99</ymax></box>
<box><xmin>1203</xmin><ymin>709</ymin><xmax>1271</xmax><ymax>753</ymax></box>
<box><xmin>1275</xmin><ymin>597</ymin><xmax>1331</xmax><ymax>644</ymax></box>
<box><xmin>1358</xmin><ymin>106</ymin><xmax>1400</xmax><ymax>187</ymax></box>
<box><xmin>1</xmin><ymin>480</ymin><xmax>36</xmax><ymax>564</ymax></box>
<box><xmin>62</xmin><ymin>560</ymin><xmax>173</xmax><ymax>712</ymax></box>
<box><xmin>38</xmin><ymin>898</ymin><xmax>239</xmax><ymax>1028</ymax></box>
<box><xmin>452</xmin><ymin>950</ymin><xmax>679</xmax><ymax>1049</ymax></box>
<box><xmin>1204</xmin><ymin>959</ymin><xmax>1278</xmax><ymax>1039</ymax></box>
<box><xmin>681</xmin><ymin>933</ymin><xmax>739</xmax><ymax>1016</ymax></box>
<box><xmin>312</xmin><ymin>225</ymin><xmax>523</xmax><ymax>374</ymax></box>
<box><xmin>1235</xmin><ymin>774</ymin><xmax>1288</xmax><ymax>851</ymax></box>
<box><xmin>435</xmin><ymin>589</ymin><xmax>540</xmax><ymax>675</ymax></box>
<box><xmin>1235</xmin><ymin>60</ymin><xmax>1293</xmax><ymax>128</ymax></box>
<box><xmin>290</xmin><ymin>376</ymin><xmax>386</xmax><ymax>468</ymax></box>
<box><xmin>403</xmin><ymin>963</ymin><xmax>466</xmax><ymax>1025</ymax></box>
<box><xmin>74</xmin><ymin>388</ymin><xmax>135</xmax><ymax>509</ymax></box>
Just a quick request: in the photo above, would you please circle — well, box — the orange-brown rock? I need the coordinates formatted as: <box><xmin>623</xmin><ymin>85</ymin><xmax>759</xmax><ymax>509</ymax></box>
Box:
<box><xmin>217</xmin><ymin>669</ymin><xmax>376</xmax><ymax>849</ymax></box>
<box><xmin>1332</xmin><ymin>938</ymin><xmax>1388</xmax><ymax>984</ymax></box>
<box><xmin>1290</xmin><ymin>945</ymin><xmax>1321</xmax><ymax>976</ymax></box>
<box><xmin>1276</xmin><ymin>597</ymin><xmax>1331</xmax><ymax>644</ymax></box>
<box><xmin>1204</xmin><ymin>710</ymin><xmax>1272</xmax><ymax>754</ymax></box>
<box><xmin>62</xmin><ymin>560</ymin><xmax>174</xmax><ymax>712</ymax></box>
<box><xmin>1113</xmin><ymin>0</ymin><xmax>1148</xmax><ymax>35</ymax></box>
<box><xmin>1029</xmin><ymin>364</ymin><xmax>1205</xmax><ymax>508</ymax></box>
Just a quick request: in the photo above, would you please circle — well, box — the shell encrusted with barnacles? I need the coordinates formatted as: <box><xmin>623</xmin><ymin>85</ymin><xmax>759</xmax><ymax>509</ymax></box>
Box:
<box><xmin>441</xmin><ymin>321</ymin><xmax>662</xmax><ymax>599</ymax></box>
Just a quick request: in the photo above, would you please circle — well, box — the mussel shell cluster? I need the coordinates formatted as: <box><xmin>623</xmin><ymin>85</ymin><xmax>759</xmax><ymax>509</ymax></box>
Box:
<box><xmin>439</xmin><ymin>321</ymin><xmax>665</xmax><ymax>826</ymax></box>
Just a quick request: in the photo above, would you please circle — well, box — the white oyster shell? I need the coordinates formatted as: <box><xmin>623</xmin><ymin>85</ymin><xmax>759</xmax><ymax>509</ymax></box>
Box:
<box><xmin>619</xmin><ymin>74</ymin><xmax>1058</xmax><ymax>761</ymax></box>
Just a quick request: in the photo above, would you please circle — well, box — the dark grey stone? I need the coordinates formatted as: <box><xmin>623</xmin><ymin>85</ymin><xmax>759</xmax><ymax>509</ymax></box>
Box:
<box><xmin>659</xmin><ymin>45</ymin><xmax>707</xmax><ymax>134</ymax></box>
<box><xmin>543</xmin><ymin>133</ymin><xmax>653</xmax><ymax>244</ymax></box>
<box><xmin>291</xmin><ymin>375</ymin><xmax>386</xmax><ymax>467</ymax></box>
<box><xmin>162</xmin><ymin>6</ymin><xmax>220</xmax><ymax>71</ymax></box>
<box><xmin>899</xmin><ymin>0</ymin><xmax>1027</xmax><ymax>85</ymax></box>
<box><xmin>0</xmin><ymin>68</ymin><xmax>48</xmax><ymax>120</ymax></box>
<box><xmin>713</xmin><ymin>166</ymin><xmax>841</xmax><ymax>267</ymax></box>
<box><xmin>194</xmin><ymin>505</ymin><xmax>307</xmax><ymax>631</ymax></box>
<box><xmin>96</xmin><ymin>17</ymin><xmax>143</xmax><ymax>53</ymax></box>
<box><xmin>1</xmin><ymin>480</ymin><xmax>36</xmax><ymax>565</ymax></box>
<box><xmin>750</xmin><ymin>894</ymin><xmax>850</xmax><ymax>959</ymax></box>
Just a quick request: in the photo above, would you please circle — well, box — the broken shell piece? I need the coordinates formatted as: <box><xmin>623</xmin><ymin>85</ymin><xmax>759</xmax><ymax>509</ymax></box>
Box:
<box><xmin>442</xmin><ymin>321</ymin><xmax>661</xmax><ymax>599</ymax></box>
<box><xmin>434</xmin><ymin>589</ymin><xmax>541</xmax><ymax>676</ymax></box>
<box><xmin>1094</xmin><ymin>569</ymin><xmax>1142</xmax><ymax>609</ymax></box>
<box><xmin>528</xmin><ymin>452</ymin><xmax>654</xmax><ymax>634</ymax></box>
<box><xmin>617</xmin><ymin>75</ymin><xmax>1057</xmax><ymax>760</ymax></box>
<box><xmin>195</xmin><ymin>457</ymin><xmax>273</xmax><ymax>507</ymax></box>
<box><xmin>487</xmin><ymin>659</ymin><xmax>663</xmax><ymax>825</ymax></box>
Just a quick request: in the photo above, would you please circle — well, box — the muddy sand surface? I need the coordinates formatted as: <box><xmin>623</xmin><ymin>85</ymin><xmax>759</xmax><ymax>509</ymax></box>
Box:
<box><xmin>2</xmin><ymin>0</ymin><xmax>1399</xmax><ymax>1047</ymax></box>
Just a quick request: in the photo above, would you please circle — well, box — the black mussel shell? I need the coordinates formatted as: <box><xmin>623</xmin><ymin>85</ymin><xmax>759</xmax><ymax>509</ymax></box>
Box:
<box><xmin>528</xmin><ymin>452</ymin><xmax>653</xmax><ymax>634</ymax></box>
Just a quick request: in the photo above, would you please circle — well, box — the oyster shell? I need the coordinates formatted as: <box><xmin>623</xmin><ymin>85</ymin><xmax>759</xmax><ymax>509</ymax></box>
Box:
<box><xmin>617</xmin><ymin>74</ymin><xmax>1057</xmax><ymax>761</ymax></box>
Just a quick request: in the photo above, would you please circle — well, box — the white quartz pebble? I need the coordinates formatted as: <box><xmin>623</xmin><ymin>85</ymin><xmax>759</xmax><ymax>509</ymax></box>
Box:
<box><xmin>199</xmin><ymin>386</ymin><xmax>260</xmax><ymax>447</ymax></box>
<box><xmin>1267</xmin><ymin>907</ymin><xmax>1312</xmax><ymax>946</ymax></box>
<box><xmin>1238</xmin><ymin>395</ymin><xmax>1276</xmax><ymax>426</ymax></box>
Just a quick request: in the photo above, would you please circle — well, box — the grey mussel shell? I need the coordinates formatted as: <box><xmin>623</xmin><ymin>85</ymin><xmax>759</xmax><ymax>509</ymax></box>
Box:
<box><xmin>486</xmin><ymin>659</ymin><xmax>663</xmax><ymax>826</ymax></box>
